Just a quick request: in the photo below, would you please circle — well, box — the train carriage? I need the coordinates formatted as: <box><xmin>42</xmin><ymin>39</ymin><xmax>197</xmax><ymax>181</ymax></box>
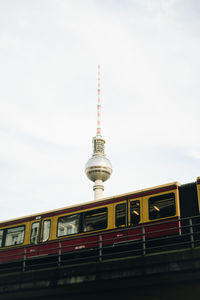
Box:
<box><xmin>0</xmin><ymin>177</ymin><xmax>200</xmax><ymax>264</ymax></box>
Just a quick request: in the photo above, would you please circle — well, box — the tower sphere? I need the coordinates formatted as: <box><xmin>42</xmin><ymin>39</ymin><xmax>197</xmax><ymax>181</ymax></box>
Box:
<box><xmin>85</xmin><ymin>155</ymin><xmax>112</xmax><ymax>183</ymax></box>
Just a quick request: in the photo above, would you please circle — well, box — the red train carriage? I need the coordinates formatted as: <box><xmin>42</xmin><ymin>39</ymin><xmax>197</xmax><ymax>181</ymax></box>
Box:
<box><xmin>0</xmin><ymin>178</ymin><xmax>200</xmax><ymax>264</ymax></box>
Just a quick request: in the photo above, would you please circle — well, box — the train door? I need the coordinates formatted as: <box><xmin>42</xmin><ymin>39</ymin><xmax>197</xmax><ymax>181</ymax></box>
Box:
<box><xmin>110</xmin><ymin>201</ymin><xmax>128</xmax><ymax>246</ymax></box>
<box><xmin>115</xmin><ymin>201</ymin><xmax>127</xmax><ymax>228</ymax></box>
<box><xmin>127</xmin><ymin>199</ymin><xmax>142</xmax><ymax>243</ymax></box>
<box><xmin>30</xmin><ymin>220</ymin><xmax>41</xmax><ymax>245</ymax></box>
<box><xmin>27</xmin><ymin>217</ymin><xmax>52</xmax><ymax>257</ymax></box>
<box><xmin>30</xmin><ymin>218</ymin><xmax>51</xmax><ymax>244</ymax></box>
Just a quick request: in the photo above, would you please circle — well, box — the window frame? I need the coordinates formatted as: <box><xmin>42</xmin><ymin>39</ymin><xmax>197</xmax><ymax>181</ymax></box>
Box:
<box><xmin>0</xmin><ymin>229</ymin><xmax>3</xmax><ymax>248</ymax></box>
<box><xmin>56</xmin><ymin>206</ymin><xmax>109</xmax><ymax>238</ymax></box>
<box><xmin>3</xmin><ymin>225</ymin><xmax>25</xmax><ymax>247</ymax></box>
<box><xmin>57</xmin><ymin>213</ymin><xmax>81</xmax><ymax>238</ymax></box>
<box><xmin>148</xmin><ymin>192</ymin><xmax>176</xmax><ymax>221</ymax></box>
<box><xmin>83</xmin><ymin>207</ymin><xmax>108</xmax><ymax>233</ymax></box>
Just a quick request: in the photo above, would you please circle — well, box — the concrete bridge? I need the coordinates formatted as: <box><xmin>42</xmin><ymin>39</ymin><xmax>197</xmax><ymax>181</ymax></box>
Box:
<box><xmin>1</xmin><ymin>247</ymin><xmax>200</xmax><ymax>300</ymax></box>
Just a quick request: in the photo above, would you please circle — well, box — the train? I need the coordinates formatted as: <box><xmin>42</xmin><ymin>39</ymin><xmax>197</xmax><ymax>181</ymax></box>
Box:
<box><xmin>0</xmin><ymin>177</ymin><xmax>200</xmax><ymax>264</ymax></box>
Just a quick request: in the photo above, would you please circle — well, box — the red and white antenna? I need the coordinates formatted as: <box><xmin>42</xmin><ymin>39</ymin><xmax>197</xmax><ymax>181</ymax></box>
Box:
<box><xmin>97</xmin><ymin>64</ymin><xmax>101</xmax><ymax>136</ymax></box>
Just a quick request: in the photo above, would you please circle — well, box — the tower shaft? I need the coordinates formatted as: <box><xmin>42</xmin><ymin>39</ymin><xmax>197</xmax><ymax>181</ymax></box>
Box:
<box><xmin>93</xmin><ymin>180</ymin><xmax>104</xmax><ymax>200</ymax></box>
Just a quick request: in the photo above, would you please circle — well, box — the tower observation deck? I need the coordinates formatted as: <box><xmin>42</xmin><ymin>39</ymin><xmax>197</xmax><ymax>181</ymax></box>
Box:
<box><xmin>85</xmin><ymin>65</ymin><xmax>112</xmax><ymax>200</ymax></box>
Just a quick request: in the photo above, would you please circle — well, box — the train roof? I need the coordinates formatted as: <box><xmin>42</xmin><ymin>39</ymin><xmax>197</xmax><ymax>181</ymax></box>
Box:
<box><xmin>0</xmin><ymin>181</ymin><xmax>180</xmax><ymax>227</ymax></box>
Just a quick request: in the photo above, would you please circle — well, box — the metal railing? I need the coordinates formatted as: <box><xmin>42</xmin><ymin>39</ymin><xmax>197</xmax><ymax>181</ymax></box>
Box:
<box><xmin>0</xmin><ymin>215</ymin><xmax>200</xmax><ymax>274</ymax></box>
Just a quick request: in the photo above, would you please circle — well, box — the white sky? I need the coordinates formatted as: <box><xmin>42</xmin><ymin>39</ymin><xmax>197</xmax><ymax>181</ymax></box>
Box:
<box><xmin>0</xmin><ymin>0</ymin><xmax>200</xmax><ymax>221</ymax></box>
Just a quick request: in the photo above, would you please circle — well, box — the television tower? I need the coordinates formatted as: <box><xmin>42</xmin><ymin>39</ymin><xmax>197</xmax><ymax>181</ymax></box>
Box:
<box><xmin>85</xmin><ymin>65</ymin><xmax>112</xmax><ymax>200</ymax></box>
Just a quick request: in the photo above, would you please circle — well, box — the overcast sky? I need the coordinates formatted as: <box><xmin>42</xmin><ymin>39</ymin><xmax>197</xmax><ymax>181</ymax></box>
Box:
<box><xmin>0</xmin><ymin>0</ymin><xmax>200</xmax><ymax>221</ymax></box>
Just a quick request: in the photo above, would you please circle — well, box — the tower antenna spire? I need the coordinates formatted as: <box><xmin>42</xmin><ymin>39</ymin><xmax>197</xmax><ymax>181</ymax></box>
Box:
<box><xmin>97</xmin><ymin>64</ymin><xmax>101</xmax><ymax>136</ymax></box>
<box><xmin>85</xmin><ymin>65</ymin><xmax>112</xmax><ymax>200</ymax></box>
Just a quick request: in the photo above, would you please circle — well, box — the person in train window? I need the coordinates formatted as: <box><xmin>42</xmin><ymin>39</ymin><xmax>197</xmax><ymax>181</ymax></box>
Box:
<box><xmin>84</xmin><ymin>223</ymin><xmax>94</xmax><ymax>232</ymax></box>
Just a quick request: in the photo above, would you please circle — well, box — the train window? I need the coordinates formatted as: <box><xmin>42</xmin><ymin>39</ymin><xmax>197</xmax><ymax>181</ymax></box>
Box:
<box><xmin>0</xmin><ymin>230</ymin><xmax>3</xmax><ymax>247</ymax></box>
<box><xmin>42</xmin><ymin>220</ymin><xmax>51</xmax><ymax>242</ymax></box>
<box><xmin>57</xmin><ymin>214</ymin><xmax>80</xmax><ymax>237</ymax></box>
<box><xmin>149</xmin><ymin>193</ymin><xmax>176</xmax><ymax>220</ymax></box>
<box><xmin>5</xmin><ymin>226</ymin><xmax>25</xmax><ymax>247</ymax></box>
<box><xmin>115</xmin><ymin>203</ymin><xmax>126</xmax><ymax>227</ymax></box>
<box><xmin>83</xmin><ymin>208</ymin><xmax>107</xmax><ymax>232</ymax></box>
<box><xmin>31</xmin><ymin>222</ymin><xmax>40</xmax><ymax>244</ymax></box>
<box><xmin>130</xmin><ymin>201</ymin><xmax>140</xmax><ymax>225</ymax></box>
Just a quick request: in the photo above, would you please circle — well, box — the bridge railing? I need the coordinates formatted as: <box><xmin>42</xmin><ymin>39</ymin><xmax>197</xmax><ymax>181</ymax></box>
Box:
<box><xmin>0</xmin><ymin>215</ymin><xmax>200</xmax><ymax>273</ymax></box>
